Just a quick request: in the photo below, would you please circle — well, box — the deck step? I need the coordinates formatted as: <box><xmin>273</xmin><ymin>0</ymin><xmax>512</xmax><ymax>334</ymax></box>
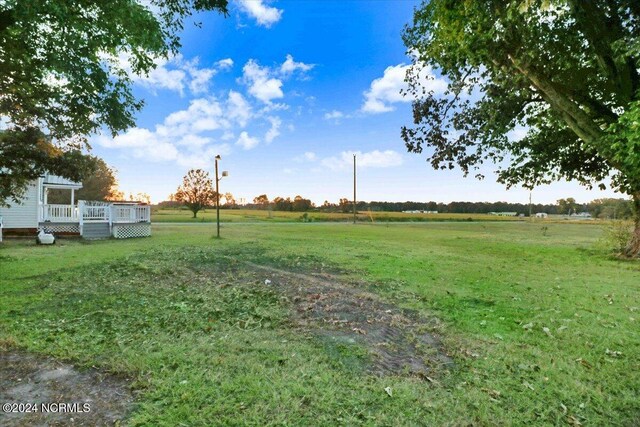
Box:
<box><xmin>81</xmin><ymin>222</ymin><xmax>110</xmax><ymax>239</ymax></box>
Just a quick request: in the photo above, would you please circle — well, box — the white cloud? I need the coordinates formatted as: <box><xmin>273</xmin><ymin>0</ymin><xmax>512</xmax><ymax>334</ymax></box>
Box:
<box><xmin>294</xmin><ymin>151</ymin><xmax>317</xmax><ymax>162</ymax></box>
<box><xmin>240</xmin><ymin>55</ymin><xmax>314</xmax><ymax>104</ymax></box>
<box><xmin>183</xmin><ymin>57</ymin><xmax>236</xmax><ymax>94</ymax></box>
<box><xmin>280</xmin><ymin>54</ymin><xmax>314</xmax><ymax>76</ymax></box>
<box><xmin>265</xmin><ymin>116</ymin><xmax>281</xmax><ymax>143</ymax></box>
<box><xmin>96</xmin><ymin>127</ymin><xmax>231</xmax><ymax>168</ymax></box>
<box><xmin>321</xmin><ymin>150</ymin><xmax>404</xmax><ymax>171</ymax></box>
<box><xmin>181</xmin><ymin>58</ymin><xmax>217</xmax><ymax>94</ymax></box>
<box><xmin>236</xmin><ymin>131</ymin><xmax>259</xmax><ymax>150</ymax></box>
<box><xmin>175</xmin><ymin>145</ymin><xmax>232</xmax><ymax>168</ymax></box>
<box><xmin>236</xmin><ymin>0</ymin><xmax>283</xmax><ymax>27</ymax></box>
<box><xmin>176</xmin><ymin>134</ymin><xmax>212</xmax><ymax>147</ymax></box>
<box><xmin>227</xmin><ymin>90</ymin><xmax>252</xmax><ymax>127</ymax></box>
<box><xmin>324</xmin><ymin>110</ymin><xmax>344</xmax><ymax>120</ymax></box>
<box><xmin>106</xmin><ymin>53</ymin><xmax>234</xmax><ymax>96</ymax></box>
<box><xmin>259</xmin><ymin>102</ymin><xmax>289</xmax><ymax>114</ymax></box>
<box><xmin>161</xmin><ymin>98</ymin><xmax>226</xmax><ymax>137</ymax></box>
<box><xmin>361</xmin><ymin>64</ymin><xmax>447</xmax><ymax>114</ymax></box>
<box><xmin>96</xmin><ymin>92</ymin><xmax>254</xmax><ymax>167</ymax></box>
<box><xmin>138</xmin><ymin>57</ymin><xmax>187</xmax><ymax>95</ymax></box>
<box><xmin>98</xmin><ymin>128</ymin><xmax>179</xmax><ymax>162</ymax></box>
<box><xmin>216</xmin><ymin>58</ymin><xmax>234</xmax><ymax>70</ymax></box>
<box><xmin>242</xmin><ymin>59</ymin><xmax>284</xmax><ymax>103</ymax></box>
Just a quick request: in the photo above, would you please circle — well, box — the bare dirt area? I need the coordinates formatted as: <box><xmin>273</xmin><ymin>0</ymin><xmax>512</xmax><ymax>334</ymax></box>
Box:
<box><xmin>0</xmin><ymin>351</ymin><xmax>134</xmax><ymax>427</ymax></box>
<box><xmin>245</xmin><ymin>262</ymin><xmax>454</xmax><ymax>378</ymax></box>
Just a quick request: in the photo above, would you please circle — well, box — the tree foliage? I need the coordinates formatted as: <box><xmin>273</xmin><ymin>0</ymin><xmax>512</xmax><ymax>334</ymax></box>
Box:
<box><xmin>127</xmin><ymin>192</ymin><xmax>152</xmax><ymax>204</ymax></box>
<box><xmin>1</xmin><ymin>0</ymin><xmax>228</xmax><ymax>141</ymax></box>
<box><xmin>0</xmin><ymin>0</ymin><xmax>228</xmax><ymax>203</ymax></box>
<box><xmin>589</xmin><ymin>198</ymin><xmax>634</xmax><ymax>219</ymax></box>
<box><xmin>77</xmin><ymin>157</ymin><xmax>120</xmax><ymax>202</ymax></box>
<box><xmin>0</xmin><ymin>127</ymin><xmax>92</xmax><ymax>205</ymax></box>
<box><xmin>402</xmin><ymin>0</ymin><xmax>640</xmax><ymax>255</ymax></box>
<box><xmin>175</xmin><ymin>169</ymin><xmax>216</xmax><ymax>218</ymax></box>
<box><xmin>223</xmin><ymin>192</ymin><xmax>236</xmax><ymax>207</ymax></box>
<box><xmin>253</xmin><ymin>194</ymin><xmax>270</xmax><ymax>208</ymax></box>
<box><xmin>268</xmin><ymin>195</ymin><xmax>314</xmax><ymax>212</ymax></box>
<box><xmin>556</xmin><ymin>197</ymin><xmax>578</xmax><ymax>215</ymax></box>
<box><xmin>338</xmin><ymin>198</ymin><xmax>352</xmax><ymax>213</ymax></box>
<box><xmin>47</xmin><ymin>156</ymin><xmax>121</xmax><ymax>204</ymax></box>
<box><xmin>292</xmin><ymin>195</ymin><xmax>313</xmax><ymax>212</ymax></box>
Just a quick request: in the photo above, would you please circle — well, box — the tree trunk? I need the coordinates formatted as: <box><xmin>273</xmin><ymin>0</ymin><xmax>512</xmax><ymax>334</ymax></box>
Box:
<box><xmin>508</xmin><ymin>56</ymin><xmax>604</xmax><ymax>145</ymax></box>
<box><xmin>624</xmin><ymin>193</ymin><xmax>640</xmax><ymax>258</ymax></box>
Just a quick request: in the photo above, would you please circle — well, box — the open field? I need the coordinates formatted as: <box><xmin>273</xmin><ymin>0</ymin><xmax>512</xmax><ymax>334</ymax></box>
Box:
<box><xmin>1</xmin><ymin>222</ymin><xmax>639</xmax><ymax>425</ymax></box>
<box><xmin>153</xmin><ymin>207</ymin><xmax>531</xmax><ymax>223</ymax></box>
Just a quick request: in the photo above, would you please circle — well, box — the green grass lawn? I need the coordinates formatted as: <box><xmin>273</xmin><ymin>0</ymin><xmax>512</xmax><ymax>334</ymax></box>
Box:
<box><xmin>1</xmin><ymin>222</ymin><xmax>639</xmax><ymax>425</ymax></box>
<box><xmin>151</xmin><ymin>207</ymin><xmax>526</xmax><ymax>223</ymax></box>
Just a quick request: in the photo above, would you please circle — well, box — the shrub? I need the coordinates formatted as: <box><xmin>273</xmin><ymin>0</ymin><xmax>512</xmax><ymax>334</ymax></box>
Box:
<box><xmin>601</xmin><ymin>221</ymin><xmax>634</xmax><ymax>254</ymax></box>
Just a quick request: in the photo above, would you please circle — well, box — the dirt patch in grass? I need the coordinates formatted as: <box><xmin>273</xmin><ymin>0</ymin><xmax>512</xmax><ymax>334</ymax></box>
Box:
<box><xmin>245</xmin><ymin>262</ymin><xmax>453</xmax><ymax>378</ymax></box>
<box><xmin>0</xmin><ymin>350</ymin><xmax>134</xmax><ymax>426</ymax></box>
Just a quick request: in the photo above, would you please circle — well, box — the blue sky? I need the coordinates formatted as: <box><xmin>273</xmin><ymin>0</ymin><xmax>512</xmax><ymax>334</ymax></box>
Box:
<box><xmin>92</xmin><ymin>0</ymin><xmax>621</xmax><ymax>205</ymax></box>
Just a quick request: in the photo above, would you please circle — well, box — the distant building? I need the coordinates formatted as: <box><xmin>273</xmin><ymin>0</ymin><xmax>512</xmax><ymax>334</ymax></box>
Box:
<box><xmin>535</xmin><ymin>212</ymin><xmax>548</xmax><ymax>218</ymax></box>
<box><xmin>488</xmin><ymin>212</ymin><xmax>518</xmax><ymax>216</ymax></box>
<box><xmin>572</xmin><ymin>212</ymin><xmax>592</xmax><ymax>218</ymax></box>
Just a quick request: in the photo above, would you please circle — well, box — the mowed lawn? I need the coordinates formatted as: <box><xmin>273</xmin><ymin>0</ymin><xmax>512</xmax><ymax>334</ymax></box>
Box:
<box><xmin>151</xmin><ymin>207</ymin><xmax>524</xmax><ymax>223</ymax></box>
<box><xmin>1</xmin><ymin>222</ymin><xmax>639</xmax><ymax>425</ymax></box>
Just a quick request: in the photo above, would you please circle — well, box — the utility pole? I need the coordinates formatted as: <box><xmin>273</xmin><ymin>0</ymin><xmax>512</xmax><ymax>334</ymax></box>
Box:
<box><xmin>353</xmin><ymin>154</ymin><xmax>357</xmax><ymax>224</ymax></box>
<box><xmin>215</xmin><ymin>155</ymin><xmax>220</xmax><ymax>238</ymax></box>
<box><xmin>529</xmin><ymin>191</ymin><xmax>532</xmax><ymax>220</ymax></box>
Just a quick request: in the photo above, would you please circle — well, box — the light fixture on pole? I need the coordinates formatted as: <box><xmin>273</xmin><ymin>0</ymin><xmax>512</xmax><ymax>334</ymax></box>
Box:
<box><xmin>214</xmin><ymin>155</ymin><xmax>228</xmax><ymax>238</ymax></box>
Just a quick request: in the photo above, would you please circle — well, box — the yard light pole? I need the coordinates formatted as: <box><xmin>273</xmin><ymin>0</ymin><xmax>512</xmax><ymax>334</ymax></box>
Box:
<box><xmin>214</xmin><ymin>155</ymin><xmax>228</xmax><ymax>238</ymax></box>
<box><xmin>353</xmin><ymin>154</ymin><xmax>357</xmax><ymax>224</ymax></box>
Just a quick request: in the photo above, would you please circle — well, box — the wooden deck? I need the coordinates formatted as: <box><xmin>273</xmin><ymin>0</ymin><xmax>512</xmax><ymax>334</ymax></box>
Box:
<box><xmin>37</xmin><ymin>201</ymin><xmax>151</xmax><ymax>239</ymax></box>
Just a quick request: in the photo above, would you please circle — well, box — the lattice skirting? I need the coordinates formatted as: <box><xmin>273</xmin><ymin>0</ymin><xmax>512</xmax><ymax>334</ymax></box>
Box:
<box><xmin>112</xmin><ymin>223</ymin><xmax>151</xmax><ymax>239</ymax></box>
<box><xmin>39</xmin><ymin>222</ymin><xmax>80</xmax><ymax>234</ymax></box>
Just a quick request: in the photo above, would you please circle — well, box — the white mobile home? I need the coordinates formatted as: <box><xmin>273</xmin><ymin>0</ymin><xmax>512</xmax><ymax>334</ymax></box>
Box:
<box><xmin>0</xmin><ymin>173</ymin><xmax>150</xmax><ymax>239</ymax></box>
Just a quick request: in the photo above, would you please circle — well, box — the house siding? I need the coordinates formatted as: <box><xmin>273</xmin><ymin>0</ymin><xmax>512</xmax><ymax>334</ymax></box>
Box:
<box><xmin>0</xmin><ymin>180</ymin><xmax>39</xmax><ymax>228</ymax></box>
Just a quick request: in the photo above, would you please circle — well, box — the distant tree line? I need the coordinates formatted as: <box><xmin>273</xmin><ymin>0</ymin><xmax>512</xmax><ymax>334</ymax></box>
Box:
<box><xmin>241</xmin><ymin>196</ymin><xmax>635</xmax><ymax>219</ymax></box>
<box><xmin>159</xmin><ymin>187</ymin><xmax>636</xmax><ymax>220</ymax></box>
<box><xmin>245</xmin><ymin>194</ymin><xmax>314</xmax><ymax>212</ymax></box>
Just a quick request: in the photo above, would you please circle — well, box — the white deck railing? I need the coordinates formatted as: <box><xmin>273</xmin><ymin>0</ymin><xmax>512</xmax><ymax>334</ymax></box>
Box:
<box><xmin>40</xmin><ymin>204</ymin><xmax>79</xmax><ymax>222</ymax></box>
<box><xmin>40</xmin><ymin>202</ymin><xmax>150</xmax><ymax>225</ymax></box>
<box><xmin>83</xmin><ymin>205</ymin><xmax>110</xmax><ymax>221</ymax></box>
<box><xmin>112</xmin><ymin>205</ymin><xmax>150</xmax><ymax>223</ymax></box>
